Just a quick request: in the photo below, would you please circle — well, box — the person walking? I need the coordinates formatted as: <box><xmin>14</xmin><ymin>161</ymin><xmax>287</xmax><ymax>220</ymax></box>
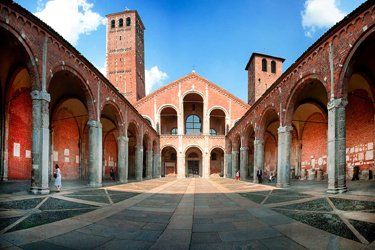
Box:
<box><xmin>256</xmin><ymin>168</ymin><xmax>263</xmax><ymax>183</ymax></box>
<box><xmin>110</xmin><ymin>167</ymin><xmax>115</xmax><ymax>181</ymax></box>
<box><xmin>236</xmin><ymin>170</ymin><xmax>240</xmax><ymax>180</ymax></box>
<box><xmin>54</xmin><ymin>164</ymin><xmax>62</xmax><ymax>192</ymax></box>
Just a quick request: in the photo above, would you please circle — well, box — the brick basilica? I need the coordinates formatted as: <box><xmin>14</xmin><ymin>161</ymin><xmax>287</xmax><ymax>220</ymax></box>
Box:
<box><xmin>0</xmin><ymin>0</ymin><xmax>374</xmax><ymax>194</ymax></box>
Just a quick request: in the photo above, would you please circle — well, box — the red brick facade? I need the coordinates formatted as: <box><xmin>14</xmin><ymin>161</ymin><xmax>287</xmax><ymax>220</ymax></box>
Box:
<box><xmin>0</xmin><ymin>1</ymin><xmax>158</xmax><ymax>184</ymax></box>
<box><xmin>227</xmin><ymin>1</ymin><xmax>375</xmax><ymax>185</ymax></box>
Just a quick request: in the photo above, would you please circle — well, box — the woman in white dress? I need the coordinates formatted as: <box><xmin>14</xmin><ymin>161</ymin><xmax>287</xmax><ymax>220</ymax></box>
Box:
<box><xmin>54</xmin><ymin>164</ymin><xmax>62</xmax><ymax>192</ymax></box>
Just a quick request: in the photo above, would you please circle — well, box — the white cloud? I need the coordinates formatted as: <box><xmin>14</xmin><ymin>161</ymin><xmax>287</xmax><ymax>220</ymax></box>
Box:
<box><xmin>34</xmin><ymin>0</ymin><xmax>105</xmax><ymax>46</ymax></box>
<box><xmin>301</xmin><ymin>0</ymin><xmax>346</xmax><ymax>37</ymax></box>
<box><xmin>145</xmin><ymin>66</ymin><xmax>168</xmax><ymax>94</ymax></box>
<box><xmin>95</xmin><ymin>61</ymin><xmax>106</xmax><ymax>77</ymax></box>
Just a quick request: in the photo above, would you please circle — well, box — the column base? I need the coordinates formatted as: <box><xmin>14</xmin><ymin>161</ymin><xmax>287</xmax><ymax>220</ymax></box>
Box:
<box><xmin>30</xmin><ymin>187</ymin><xmax>50</xmax><ymax>195</ymax></box>
<box><xmin>119</xmin><ymin>180</ymin><xmax>128</xmax><ymax>184</ymax></box>
<box><xmin>276</xmin><ymin>183</ymin><xmax>290</xmax><ymax>188</ymax></box>
<box><xmin>88</xmin><ymin>183</ymin><xmax>102</xmax><ymax>188</ymax></box>
<box><xmin>136</xmin><ymin>177</ymin><xmax>143</xmax><ymax>181</ymax></box>
<box><xmin>327</xmin><ymin>186</ymin><xmax>348</xmax><ymax>194</ymax></box>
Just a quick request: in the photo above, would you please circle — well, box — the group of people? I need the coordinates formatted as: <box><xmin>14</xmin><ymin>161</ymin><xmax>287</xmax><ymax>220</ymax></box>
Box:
<box><xmin>235</xmin><ymin>168</ymin><xmax>275</xmax><ymax>183</ymax></box>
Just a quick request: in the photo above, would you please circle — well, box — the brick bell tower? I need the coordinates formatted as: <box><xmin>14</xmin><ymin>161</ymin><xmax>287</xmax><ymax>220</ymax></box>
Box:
<box><xmin>106</xmin><ymin>10</ymin><xmax>145</xmax><ymax>104</ymax></box>
<box><xmin>245</xmin><ymin>53</ymin><xmax>284</xmax><ymax>105</ymax></box>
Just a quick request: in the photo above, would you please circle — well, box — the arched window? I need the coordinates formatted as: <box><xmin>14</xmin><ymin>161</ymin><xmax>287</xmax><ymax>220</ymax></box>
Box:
<box><xmin>186</xmin><ymin>115</ymin><xmax>201</xmax><ymax>135</ymax></box>
<box><xmin>171</xmin><ymin>128</ymin><xmax>178</xmax><ymax>135</ymax></box>
<box><xmin>119</xmin><ymin>18</ymin><xmax>123</xmax><ymax>27</ymax></box>
<box><xmin>209</xmin><ymin>128</ymin><xmax>217</xmax><ymax>136</ymax></box>
<box><xmin>110</xmin><ymin>20</ymin><xmax>115</xmax><ymax>28</ymax></box>
<box><xmin>262</xmin><ymin>58</ymin><xmax>267</xmax><ymax>72</ymax></box>
<box><xmin>126</xmin><ymin>17</ymin><xmax>131</xmax><ymax>26</ymax></box>
<box><xmin>271</xmin><ymin>60</ymin><xmax>276</xmax><ymax>73</ymax></box>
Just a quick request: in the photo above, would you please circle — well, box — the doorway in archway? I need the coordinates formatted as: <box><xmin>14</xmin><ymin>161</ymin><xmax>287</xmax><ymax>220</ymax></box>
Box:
<box><xmin>188</xmin><ymin>160</ymin><xmax>199</xmax><ymax>177</ymax></box>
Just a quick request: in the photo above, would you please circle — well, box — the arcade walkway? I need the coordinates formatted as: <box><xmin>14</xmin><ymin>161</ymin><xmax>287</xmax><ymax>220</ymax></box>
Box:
<box><xmin>0</xmin><ymin>178</ymin><xmax>374</xmax><ymax>249</ymax></box>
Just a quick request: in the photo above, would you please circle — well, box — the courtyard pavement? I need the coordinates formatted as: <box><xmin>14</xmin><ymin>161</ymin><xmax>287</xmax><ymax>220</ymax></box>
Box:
<box><xmin>0</xmin><ymin>177</ymin><xmax>374</xmax><ymax>249</ymax></box>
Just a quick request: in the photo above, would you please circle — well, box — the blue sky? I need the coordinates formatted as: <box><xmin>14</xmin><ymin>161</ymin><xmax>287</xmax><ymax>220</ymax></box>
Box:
<box><xmin>14</xmin><ymin>0</ymin><xmax>366</xmax><ymax>102</ymax></box>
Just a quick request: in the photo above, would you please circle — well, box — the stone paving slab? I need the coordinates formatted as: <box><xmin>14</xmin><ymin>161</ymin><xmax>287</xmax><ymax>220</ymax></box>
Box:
<box><xmin>1</xmin><ymin>177</ymin><xmax>374</xmax><ymax>249</ymax></box>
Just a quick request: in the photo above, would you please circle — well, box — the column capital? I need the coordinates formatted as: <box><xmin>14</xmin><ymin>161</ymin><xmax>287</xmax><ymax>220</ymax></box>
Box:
<box><xmin>31</xmin><ymin>90</ymin><xmax>50</xmax><ymax>102</ymax></box>
<box><xmin>254</xmin><ymin>138</ymin><xmax>264</xmax><ymax>144</ymax></box>
<box><xmin>278</xmin><ymin>125</ymin><xmax>293</xmax><ymax>134</ymax></box>
<box><xmin>87</xmin><ymin>120</ymin><xmax>102</xmax><ymax>128</ymax></box>
<box><xmin>327</xmin><ymin>98</ymin><xmax>348</xmax><ymax>111</ymax></box>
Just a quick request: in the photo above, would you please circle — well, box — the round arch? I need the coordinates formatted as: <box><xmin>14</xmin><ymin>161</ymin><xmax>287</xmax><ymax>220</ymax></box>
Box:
<box><xmin>285</xmin><ymin>77</ymin><xmax>328</xmax><ymax>125</ymax></box>
<box><xmin>209</xmin><ymin>107</ymin><xmax>227</xmax><ymax>136</ymax></box>
<box><xmin>338</xmin><ymin>26</ymin><xmax>375</xmax><ymax>98</ymax></box>
<box><xmin>209</xmin><ymin>146</ymin><xmax>225</xmax><ymax>154</ymax></box>
<box><xmin>159</xmin><ymin>105</ymin><xmax>178</xmax><ymax>135</ymax></box>
<box><xmin>210</xmin><ymin>147</ymin><xmax>225</xmax><ymax>177</ymax></box>
<box><xmin>185</xmin><ymin>146</ymin><xmax>203</xmax><ymax>177</ymax></box>
<box><xmin>157</xmin><ymin>104</ymin><xmax>178</xmax><ymax>115</ymax></box>
<box><xmin>182</xmin><ymin>89</ymin><xmax>205</xmax><ymax>100</ymax></box>
<box><xmin>161</xmin><ymin>144</ymin><xmax>178</xmax><ymax>152</ymax></box>
<box><xmin>257</xmin><ymin>107</ymin><xmax>280</xmax><ymax>138</ymax></box>
<box><xmin>207</xmin><ymin>106</ymin><xmax>229</xmax><ymax>118</ymax></box>
<box><xmin>142</xmin><ymin>115</ymin><xmax>154</xmax><ymax>128</ymax></box>
<box><xmin>48</xmin><ymin>65</ymin><xmax>96</xmax><ymax>120</ymax></box>
<box><xmin>161</xmin><ymin>145</ymin><xmax>178</xmax><ymax>177</ymax></box>
<box><xmin>0</xmin><ymin>22</ymin><xmax>40</xmax><ymax>89</ymax></box>
<box><xmin>184</xmin><ymin>145</ymin><xmax>204</xmax><ymax>155</ymax></box>
<box><xmin>101</xmin><ymin>100</ymin><xmax>125</xmax><ymax>128</ymax></box>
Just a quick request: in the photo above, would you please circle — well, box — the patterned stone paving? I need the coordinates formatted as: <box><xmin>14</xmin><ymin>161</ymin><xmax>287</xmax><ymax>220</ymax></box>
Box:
<box><xmin>0</xmin><ymin>177</ymin><xmax>374</xmax><ymax>249</ymax></box>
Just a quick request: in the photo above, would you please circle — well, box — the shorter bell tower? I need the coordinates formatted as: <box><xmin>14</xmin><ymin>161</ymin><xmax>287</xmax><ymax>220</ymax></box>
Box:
<box><xmin>245</xmin><ymin>53</ymin><xmax>284</xmax><ymax>105</ymax></box>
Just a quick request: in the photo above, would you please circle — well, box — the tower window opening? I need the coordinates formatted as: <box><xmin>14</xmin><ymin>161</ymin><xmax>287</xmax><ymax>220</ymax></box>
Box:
<box><xmin>262</xmin><ymin>58</ymin><xmax>267</xmax><ymax>72</ymax></box>
<box><xmin>271</xmin><ymin>60</ymin><xmax>276</xmax><ymax>73</ymax></box>
<box><xmin>119</xmin><ymin>18</ymin><xmax>123</xmax><ymax>27</ymax></box>
<box><xmin>126</xmin><ymin>17</ymin><xmax>131</xmax><ymax>26</ymax></box>
<box><xmin>111</xmin><ymin>20</ymin><xmax>115</xmax><ymax>28</ymax></box>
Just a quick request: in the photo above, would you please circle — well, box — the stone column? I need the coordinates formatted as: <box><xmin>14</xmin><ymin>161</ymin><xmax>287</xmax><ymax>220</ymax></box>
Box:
<box><xmin>124</xmin><ymin>137</ymin><xmax>129</xmax><ymax>182</ymax></box>
<box><xmin>153</xmin><ymin>152</ymin><xmax>161</xmax><ymax>178</ymax></box>
<box><xmin>146</xmin><ymin>150</ymin><xmax>153</xmax><ymax>179</ymax></box>
<box><xmin>240</xmin><ymin>147</ymin><xmax>249</xmax><ymax>180</ymax></box>
<box><xmin>135</xmin><ymin>145</ymin><xmax>143</xmax><ymax>181</ymax></box>
<box><xmin>327</xmin><ymin>98</ymin><xmax>348</xmax><ymax>193</ymax></box>
<box><xmin>231</xmin><ymin>150</ymin><xmax>239</xmax><ymax>179</ymax></box>
<box><xmin>226</xmin><ymin>153</ymin><xmax>232</xmax><ymax>178</ymax></box>
<box><xmin>203</xmin><ymin>137</ymin><xmax>210</xmax><ymax>178</ymax></box>
<box><xmin>296</xmin><ymin>139</ymin><xmax>302</xmax><ymax>177</ymax></box>
<box><xmin>253</xmin><ymin>138</ymin><xmax>264</xmax><ymax>183</ymax></box>
<box><xmin>30</xmin><ymin>90</ymin><xmax>50</xmax><ymax>194</ymax></box>
<box><xmin>177</xmin><ymin>154</ymin><xmax>185</xmax><ymax>178</ymax></box>
<box><xmin>117</xmin><ymin>136</ymin><xmax>128</xmax><ymax>183</ymax></box>
<box><xmin>87</xmin><ymin>120</ymin><xmax>102</xmax><ymax>187</ymax></box>
<box><xmin>276</xmin><ymin>125</ymin><xmax>293</xmax><ymax>188</ymax></box>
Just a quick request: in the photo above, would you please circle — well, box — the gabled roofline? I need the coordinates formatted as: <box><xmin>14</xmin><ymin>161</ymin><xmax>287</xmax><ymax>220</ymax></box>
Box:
<box><xmin>135</xmin><ymin>72</ymin><xmax>249</xmax><ymax>108</ymax></box>
<box><xmin>245</xmin><ymin>52</ymin><xmax>285</xmax><ymax>71</ymax></box>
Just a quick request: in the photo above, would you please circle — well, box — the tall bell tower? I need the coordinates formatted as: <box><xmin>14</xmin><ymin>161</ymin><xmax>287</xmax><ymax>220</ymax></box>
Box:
<box><xmin>106</xmin><ymin>10</ymin><xmax>145</xmax><ymax>104</ymax></box>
